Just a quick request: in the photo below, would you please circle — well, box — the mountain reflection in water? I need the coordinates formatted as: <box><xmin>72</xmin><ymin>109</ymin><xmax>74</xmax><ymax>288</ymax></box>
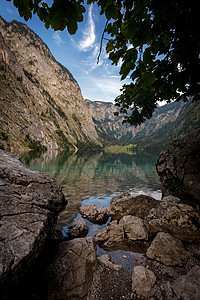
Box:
<box><xmin>24</xmin><ymin>150</ymin><xmax>162</xmax><ymax>230</ymax></box>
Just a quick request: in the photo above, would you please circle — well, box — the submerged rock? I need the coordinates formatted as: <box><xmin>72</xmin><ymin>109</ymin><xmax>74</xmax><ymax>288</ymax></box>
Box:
<box><xmin>156</xmin><ymin>128</ymin><xmax>200</xmax><ymax>207</ymax></box>
<box><xmin>107</xmin><ymin>192</ymin><xmax>159</xmax><ymax>220</ymax></box>
<box><xmin>47</xmin><ymin>237</ymin><xmax>97</xmax><ymax>299</ymax></box>
<box><xmin>146</xmin><ymin>232</ymin><xmax>188</xmax><ymax>266</ymax></box>
<box><xmin>145</xmin><ymin>195</ymin><xmax>200</xmax><ymax>242</ymax></box>
<box><xmin>132</xmin><ymin>266</ymin><xmax>156</xmax><ymax>297</ymax></box>
<box><xmin>80</xmin><ymin>204</ymin><xmax>109</xmax><ymax>224</ymax></box>
<box><xmin>0</xmin><ymin>150</ymin><xmax>66</xmax><ymax>298</ymax></box>
<box><xmin>173</xmin><ymin>266</ymin><xmax>200</xmax><ymax>300</ymax></box>
<box><xmin>68</xmin><ymin>218</ymin><xmax>88</xmax><ymax>238</ymax></box>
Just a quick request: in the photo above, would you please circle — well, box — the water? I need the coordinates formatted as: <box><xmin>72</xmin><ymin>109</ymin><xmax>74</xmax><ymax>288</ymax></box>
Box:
<box><xmin>24</xmin><ymin>150</ymin><xmax>162</xmax><ymax>234</ymax></box>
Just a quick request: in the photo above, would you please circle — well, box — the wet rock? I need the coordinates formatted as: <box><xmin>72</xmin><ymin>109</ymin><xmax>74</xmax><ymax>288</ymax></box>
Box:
<box><xmin>68</xmin><ymin>218</ymin><xmax>89</xmax><ymax>238</ymax></box>
<box><xmin>145</xmin><ymin>195</ymin><xmax>200</xmax><ymax>242</ymax></box>
<box><xmin>107</xmin><ymin>192</ymin><xmax>159</xmax><ymax>220</ymax></box>
<box><xmin>80</xmin><ymin>204</ymin><xmax>109</xmax><ymax>224</ymax></box>
<box><xmin>47</xmin><ymin>237</ymin><xmax>97</xmax><ymax>299</ymax></box>
<box><xmin>94</xmin><ymin>220</ymin><xmax>124</xmax><ymax>248</ymax></box>
<box><xmin>97</xmin><ymin>254</ymin><xmax>122</xmax><ymax>271</ymax></box>
<box><xmin>173</xmin><ymin>266</ymin><xmax>200</xmax><ymax>300</ymax></box>
<box><xmin>132</xmin><ymin>266</ymin><xmax>156</xmax><ymax>297</ymax></box>
<box><xmin>119</xmin><ymin>215</ymin><xmax>148</xmax><ymax>241</ymax></box>
<box><xmin>146</xmin><ymin>232</ymin><xmax>188</xmax><ymax>266</ymax></box>
<box><xmin>0</xmin><ymin>150</ymin><xmax>66</xmax><ymax>298</ymax></box>
<box><xmin>156</xmin><ymin>128</ymin><xmax>200</xmax><ymax>207</ymax></box>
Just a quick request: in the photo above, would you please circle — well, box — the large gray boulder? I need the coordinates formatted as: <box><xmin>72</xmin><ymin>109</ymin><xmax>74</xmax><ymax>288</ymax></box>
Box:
<box><xmin>107</xmin><ymin>192</ymin><xmax>159</xmax><ymax>220</ymax></box>
<box><xmin>156</xmin><ymin>129</ymin><xmax>200</xmax><ymax>207</ymax></box>
<box><xmin>173</xmin><ymin>266</ymin><xmax>200</xmax><ymax>300</ymax></box>
<box><xmin>47</xmin><ymin>237</ymin><xmax>97</xmax><ymax>299</ymax></box>
<box><xmin>132</xmin><ymin>266</ymin><xmax>156</xmax><ymax>297</ymax></box>
<box><xmin>145</xmin><ymin>195</ymin><xmax>200</xmax><ymax>242</ymax></box>
<box><xmin>0</xmin><ymin>150</ymin><xmax>66</xmax><ymax>298</ymax></box>
<box><xmin>146</xmin><ymin>232</ymin><xmax>188</xmax><ymax>266</ymax></box>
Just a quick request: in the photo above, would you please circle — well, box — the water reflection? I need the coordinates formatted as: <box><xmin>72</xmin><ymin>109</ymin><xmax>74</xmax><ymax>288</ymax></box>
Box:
<box><xmin>24</xmin><ymin>150</ymin><xmax>162</xmax><ymax>230</ymax></box>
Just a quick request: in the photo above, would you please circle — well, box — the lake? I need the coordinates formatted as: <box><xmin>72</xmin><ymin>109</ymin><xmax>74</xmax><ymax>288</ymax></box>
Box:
<box><xmin>24</xmin><ymin>150</ymin><xmax>162</xmax><ymax>237</ymax></box>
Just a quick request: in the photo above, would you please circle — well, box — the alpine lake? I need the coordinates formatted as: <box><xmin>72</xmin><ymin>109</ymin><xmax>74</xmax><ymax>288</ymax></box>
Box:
<box><xmin>22</xmin><ymin>148</ymin><xmax>162</xmax><ymax>271</ymax></box>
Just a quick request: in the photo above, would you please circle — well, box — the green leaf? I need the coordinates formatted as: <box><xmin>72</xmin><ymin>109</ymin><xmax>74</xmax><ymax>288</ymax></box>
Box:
<box><xmin>120</xmin><ymin>60</ymin><xmax>133</xmax><ymax>80</ymax></box>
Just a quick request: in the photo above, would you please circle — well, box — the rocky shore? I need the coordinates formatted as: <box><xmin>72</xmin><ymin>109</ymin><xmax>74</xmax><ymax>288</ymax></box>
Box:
<box><xmin>0</xmin><ymin>129</ymin><xmax>200</xmax><ymax>299</ymax></box>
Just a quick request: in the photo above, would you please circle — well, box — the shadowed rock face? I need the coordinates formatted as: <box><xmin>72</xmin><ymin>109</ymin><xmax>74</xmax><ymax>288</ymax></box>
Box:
<box><xmin>156</xmin><ymin>129</ymin><xmax>200</xmax><ymax>208</ymax></box>
<box><xmin>47</xmin><ymin>237</ymin><xmax>97</xmax><ymax>300</ymax></box>
<box><xmin>0</xmin><ymin>150</ymin><xmax>67</xmax><ymax>298</ymax></box>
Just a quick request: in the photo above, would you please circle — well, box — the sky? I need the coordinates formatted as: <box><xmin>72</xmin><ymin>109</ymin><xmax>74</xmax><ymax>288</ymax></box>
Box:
<box><xmin>0</xmin><ymin>0</ymin><xmax>131</xmax><ymax>103</ymax></box>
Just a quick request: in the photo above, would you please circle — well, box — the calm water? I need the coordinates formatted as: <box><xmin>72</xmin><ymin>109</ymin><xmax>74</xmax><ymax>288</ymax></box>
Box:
<box><xmin>24</xmin><ymin>150</ymin><xmax>162</xmax><ymax>235</ymax></box>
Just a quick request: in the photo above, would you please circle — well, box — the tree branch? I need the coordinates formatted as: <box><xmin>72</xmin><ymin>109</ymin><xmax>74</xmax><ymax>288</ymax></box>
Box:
<box><xmin>97</xmin><ymin>20</ymin><xmax>109</xmax><ymax>65</ymax></box>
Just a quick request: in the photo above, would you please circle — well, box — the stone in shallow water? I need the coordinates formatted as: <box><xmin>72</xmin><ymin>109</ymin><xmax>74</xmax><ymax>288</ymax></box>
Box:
<box><xmin>80</xmin><ymin>204</ymin><xmax>109</xmax><ymax>224</ymax></box>
<box><xmin>68</xmin><ymin>218</ymin><xmax>89</xmax><ymax>238</ymax></box>
<box><xmin>107</xmin><ymin>192</ymin><xmax>159</xmax><ymax>220</ymax></box>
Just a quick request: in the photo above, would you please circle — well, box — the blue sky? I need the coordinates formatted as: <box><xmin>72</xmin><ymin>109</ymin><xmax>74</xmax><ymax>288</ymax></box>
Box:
<box><xmin>1</xmin><ymin>0</ymin><xmax>130</xmax><ymax>102</ymax></box>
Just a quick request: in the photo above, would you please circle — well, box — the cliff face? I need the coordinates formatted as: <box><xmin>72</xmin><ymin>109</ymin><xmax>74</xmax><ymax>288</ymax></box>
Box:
<box><xmin>0</xmin><ymin>17</ymin><xmax>101</xmax><ymax>153</ymax></box>
<box><xmin>85</xmin><ymin>98</ymin><xmax>185</xmax><ymax>143</ymax></box>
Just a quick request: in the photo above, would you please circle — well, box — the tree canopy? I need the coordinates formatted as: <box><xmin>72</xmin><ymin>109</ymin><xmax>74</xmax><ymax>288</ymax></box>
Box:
<box><xmin>6</xmin><ymin>0</ymin><xmax>200</xmax><ymax>126</ymax></box>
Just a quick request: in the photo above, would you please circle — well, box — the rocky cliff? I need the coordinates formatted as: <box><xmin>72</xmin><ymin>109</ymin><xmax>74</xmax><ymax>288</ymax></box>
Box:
<box><xmin>0</xmin><ymin>16</ymin><xmax>101</xmax><ymax>153</ymax></box>
<box><xmin>85</xmin><ymin>98</ymin><xmax>200</xmax><ymax>151</ymax></box>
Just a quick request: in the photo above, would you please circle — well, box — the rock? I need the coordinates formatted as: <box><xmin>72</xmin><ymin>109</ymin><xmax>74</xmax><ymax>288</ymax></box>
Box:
<box><xmin>107</xmin><ymin>192</ymin><xmax>159</xmax><ymax>220</ymax></box>
<box><xmin>119</xmin><ymin>215</ymin><xmax>148</xmax><ymax>241</ymax></box>
<box><xmin>146</xmin><ymin>232</ymin><xmax>188</xmax><ymax>266</ymax></box>
<box><xmin>97</xmin><ymin>254</ymin><xmax>122</xmax><ymax>271</ymax></box>
<box><xmin>0</xmin><ymin>150</ymin><xmax>67</xmax><ymax>298</ymax></box>
<box><xmin>173</xmin><ymin>266</ymin><xmax>200</xmax><ymax>300</ymax></box>
<box><xmin>132</xmin><ymin>266</ymin><xmax>156</xmax><ymax>297</ymax></box>
<box><xmin>47</xmin><ymin>237</ymin><xmax>97</xmax><ymax>299</ymax></box>
<box><xmin>94</xmin><ymin>220</ymin><xmax>124</xmax><ymax>248</ymax></box>
<box><xmin>68</xmin><ymin>218</ymin><xmax>89</xmax><ymax>238</ymax></box>
<box><xmin>156</xmin><ymin>129</ymin><xmax>200</xmax><ymax>207</ymax></box>
<box><xmin>145</xmin><ymin>195</ymin><xmax>200</xmax><ymax>242</ymax></box>
<box><xmin>80</xmin><ymin>204</ymin><xmax>109</xmax><ymax>224</ymax></box>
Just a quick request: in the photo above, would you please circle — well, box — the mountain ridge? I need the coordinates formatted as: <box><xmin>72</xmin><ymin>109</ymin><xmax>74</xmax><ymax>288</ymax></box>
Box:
<box><xmin>0</xmin><ymin>16</ymin><xmax>101</xmax><ymax>153</ymax></box>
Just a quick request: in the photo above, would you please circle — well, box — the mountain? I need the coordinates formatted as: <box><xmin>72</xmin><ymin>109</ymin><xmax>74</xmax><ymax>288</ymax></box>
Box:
<box><xmin>85</xmin><ymin>98</ymin><xmax>200</xmax><ymax>152</ymax></box>
<box><xmin>0</xmin><ymin>16</ymin><xmax>101</xmax><ymax>154</ymax></box>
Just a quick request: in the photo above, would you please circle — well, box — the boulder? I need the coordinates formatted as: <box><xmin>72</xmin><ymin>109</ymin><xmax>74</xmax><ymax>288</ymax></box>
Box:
<box><xmin>119</xmin><ymin>215</ymin><xmax>148</xmax><ymax>241</ymax></box>
<box><xmin>68</xmin><ymin>218</ymin><xmax>88</xmax><ymax>238</ymax></box>
<box><xmin>145</xmin><ymin>195</ymin><xmax>200</xmax><ymax>242</ymax></box>
<box><xmin>80</xmin><ymin>204</ymin><xmax>108</xmax><ymax>224</ymax></box>
<box><xmin>97</xmin><ymin>254</ymin><xmax>122</xmax><ymax>271</ymax></box>
<box><xmin>132</xmin><ymin>266</ymin><xmax>156</xmax><ymax>297</ymax></box>
<box><xmin>47</xmin><ymin>237</ymin><xmax>97</xmax><ymax>299</ymax></box>
<box><xmin>146</xmin><ymin>232</ymin><xmax>188</xmax><ymax>266</ymax></box>
<box><xmin>156</xmin><ymin>129</ymin><xmax>200</xmax><ymax>207</ymax></box>
<box><xmin>0</xmin><ymin>150</ymin><xmax>66</xmax><ymax>298</ymax></box>
<box><xmin>107</xmin><ymin>192</ymin><xmax>159</xmax><ymax>220</ymax></box>
<box><xmin>94</xmin><ymin>220</ymin><xmax>124</xmax><ymax>248</ymax></box>
<box><xmin>173</xmin><ymin>266</ymin><xmax>200</xmax><ymax>300</ymax></box>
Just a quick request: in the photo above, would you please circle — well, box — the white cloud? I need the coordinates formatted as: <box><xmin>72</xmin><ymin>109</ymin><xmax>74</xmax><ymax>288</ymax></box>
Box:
<box><xmin>81</xmin><ymin>75</ymin><xmax>130</xmax><ymax>102</ymax></box>
<box><xmin>53</xmin><ymin>32</ymin><xmax>64</xmax><ymax>46</ymax></box>
<box><xmin>78</xmin><ymin>5</ymin><xmax>96</xmax><ymax>51</ymax></box>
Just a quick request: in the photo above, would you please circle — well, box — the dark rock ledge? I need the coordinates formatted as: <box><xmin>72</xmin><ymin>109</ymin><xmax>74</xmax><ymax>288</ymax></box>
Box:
<box><xmin>0</xmin><ymin>150</ymin><xmax>67</xmax><ymax>299</ymax></box>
